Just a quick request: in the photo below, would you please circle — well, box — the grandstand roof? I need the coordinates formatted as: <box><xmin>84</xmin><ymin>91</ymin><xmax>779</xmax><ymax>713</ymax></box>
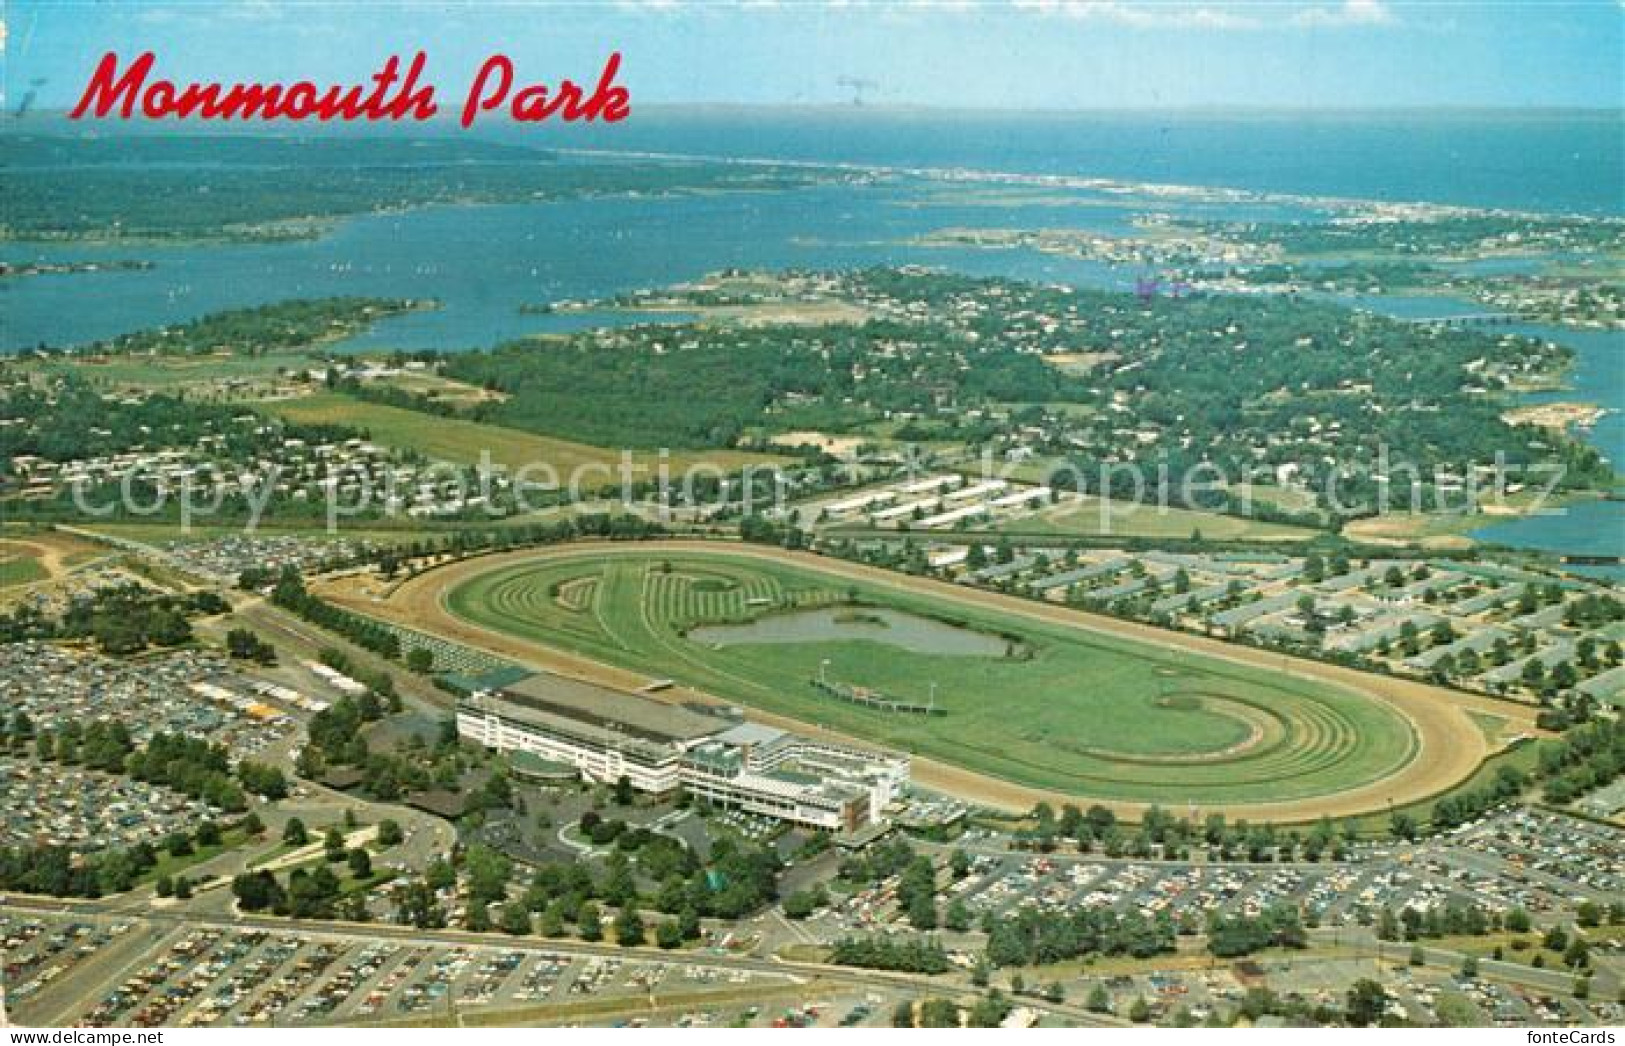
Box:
<box><xmin>499</xmin><ymin>672</ymin><xmax>725</xmax><ymax>744</ymax></box>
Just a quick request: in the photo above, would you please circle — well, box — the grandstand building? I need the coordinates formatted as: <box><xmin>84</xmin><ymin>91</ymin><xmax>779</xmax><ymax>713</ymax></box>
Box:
<box><xmin>457</xmin><ymin>672</ymin><xmax>909</xmax><ymax>833</ymax></box>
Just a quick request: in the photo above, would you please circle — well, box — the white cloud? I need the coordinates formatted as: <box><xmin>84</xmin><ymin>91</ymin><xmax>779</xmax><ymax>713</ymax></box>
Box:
<box><xmin>1012</xmin><ymin>1</ymin><xmax>1261</xmax><ymax>28</ymax></box>
<box><xmin>1012</xmin><ymin>0</ymin><xmax>1397</xmax><ymax>30</ymax></box>
<box><xmin>1291</xmin><ymin>0</ymin><xmax>1396</xmax><ymax>26</ymax></box>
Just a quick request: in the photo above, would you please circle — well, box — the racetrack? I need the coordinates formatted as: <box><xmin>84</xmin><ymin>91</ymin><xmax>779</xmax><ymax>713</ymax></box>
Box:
<box><xmin>316</xmin><ymin>540</ymin><xmax>1540</xmax><ymax>821</ymax></box>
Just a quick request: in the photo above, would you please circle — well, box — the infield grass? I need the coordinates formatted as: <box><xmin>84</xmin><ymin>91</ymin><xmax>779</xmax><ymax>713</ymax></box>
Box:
<box><xmin>444</xmin><ymin>548</ymin><xmax>1415</xmax><ymax>804</ymax></box>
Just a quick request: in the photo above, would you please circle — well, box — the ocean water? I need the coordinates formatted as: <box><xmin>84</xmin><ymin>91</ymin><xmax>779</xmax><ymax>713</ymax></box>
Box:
<box><xmin>489</xmin><ymin>108</ymin><xmax>1625</xmax><ymax>216</ymax></box>
<box><xmin>2</xmin><ymin>111</ymin><xmax>1620</xmax><ymax>557</ymax></box>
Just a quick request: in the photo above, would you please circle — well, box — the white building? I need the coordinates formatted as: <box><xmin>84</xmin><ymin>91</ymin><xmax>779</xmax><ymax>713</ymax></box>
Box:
<box><xmin>458</xmin><ymin>673</ymin><xmax>909</xmax><ymax>834</ymax></box>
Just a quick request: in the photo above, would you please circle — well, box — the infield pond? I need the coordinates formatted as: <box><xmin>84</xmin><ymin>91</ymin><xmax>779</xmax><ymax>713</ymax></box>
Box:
<box><xmin>688</xmin><ymin>606</ymin><xmax>1014</xmax><ymax>658</ymax></box>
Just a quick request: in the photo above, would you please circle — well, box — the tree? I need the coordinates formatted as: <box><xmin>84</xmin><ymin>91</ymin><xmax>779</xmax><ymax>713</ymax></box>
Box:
<box><xmin>1346</xmin><ymin>979</ymin><xmax>1388</xmax><ymax>1027</ymax></box>
<box><xmin>425</xmin><ymin>857</ymin><xmax>456</xmax><ymax>891</ymax></box>
<box><xmin>615</xmin><ymin>906</ymin><xmax>646</xmax><ymax>946</ymax></box>
<box><xmin>283</xmin><ymin>817</ymin><xmax>309</xmax><ymax>846</ymax></box>
<box><xmin>968</xmin><ymin>991</ymin><xmax>1012</xmax><ymax>1028</ymax></box>
<box><xmin>225</xmin><ymin>627</ymin><xmax>276</xmax><ymax>664</ymax></box>
<box><xmin>377</xmin><ymin>819</ymin><xmax>404</xmax><ymax>846</ymax></box>
<box><xmin>918</xmin><ymin>999</ymin><xmax>960</xmax><ymax>1028</ymax></box>
<box><xmin>1389</xmin><ymin>811</ymin><xmax>1418</xmax><ymax>841</ymax></box>
<box><xmin>500</xmin><ymin>902</ymin><xmax>532</xmax><ymax>936</ymax></box>
<box><xmin>613</xmin><ymin>774</ymin><xmax>635</xmax><ymax>806</ymax></box>
<box><xmin>324</xmin><ymin>826</ymin><xmax>347</xmax><ymax>861</ymax></box>
<box><xmin>347</xmin><ymin>848</ymin><xmax>373</xmax><ymax>879</ymax></box>
<box><xmin>1087</xmin><ymin>984</ymin><xmax>1111</xmax><ymax>1013</ymax></box>
<box><xmin>783</xmin><ymin>889</ymin><xmax>822</xmax><ymax>920</ymax></box>
<box><xmin>405</xmin><ymin>647</ymin><xmax>435</xmax><ymax>673</ymax></box>
<box><xmin>1128</xmin><ymin>997</ymin><xmax>1151</xmax><ymax>1023</ymax></box>
<box><xmin>656</xmin><ymin>919</ymin><xmax>682</xmax><ymax>950</ymax></box>
<box><xmin>578</xmin><ymin>902</ymin><xmax>603</xmax><ymax>942</ymax></box>
<box><xmin>538</xmin><ymin>902</ymin><xmax>566</xmax><ymax>938</ymax></box>
<box><xmin>1461</xmin><ymin>955</ymin><xmax>1479</xmax><ymax>978</ymax></box>
<box><xmin>907</xmin><ymin>892</ymin><xmax>938</xmax><ymax>931</ymax></box>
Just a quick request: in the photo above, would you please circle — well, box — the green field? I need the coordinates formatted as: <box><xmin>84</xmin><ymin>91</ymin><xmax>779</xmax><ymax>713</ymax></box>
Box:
<box><xmin>988</xmin><ymin>496</ymin><xmax>1320</xmax><ymax>543</ymax></box>
<box><xmin>18</xmin><ymin>351</ymin><xmax>320</xmax><ymax>394</ymax></box>
<box><xmin>258</xmin><ymin>392</ymin><xmax>783</xmax><ymax>476</ymax></box>
<box><xmin>0</xmin><ymin>555</ymin><xmax>48</xmax><ymax>587</ymax></box>
<box><xmin>443</xmin><ymin>549</ymin><xmax>1415</xmax><ymax>804</ymax></box>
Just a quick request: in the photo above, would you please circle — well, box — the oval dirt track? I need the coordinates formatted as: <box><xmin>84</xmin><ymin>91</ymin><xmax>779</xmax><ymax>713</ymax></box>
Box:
<box><xmin>316</xmin><ymin>540</ymin><xmax>1544</xmax><ymax>822</ymax></box>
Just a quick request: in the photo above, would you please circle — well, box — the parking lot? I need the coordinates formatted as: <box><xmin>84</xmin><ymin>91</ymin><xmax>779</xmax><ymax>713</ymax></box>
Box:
<box><xmin>2</xmin><ymin>642</ymin><xmax>295</xmax><ymax>762</ymax></box>
<box><xmin>3</xmin><ymin>912</ymin><xmax>805</xmax><ymax>1028</ymax></box>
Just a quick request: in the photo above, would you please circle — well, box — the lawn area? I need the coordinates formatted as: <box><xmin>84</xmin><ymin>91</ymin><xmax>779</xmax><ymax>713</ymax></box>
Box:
<box><xmin>140</xmin><ymin>825</ymin><xmax>255</xmax><ymax>885</ymax></box>
<box><xmin>443</xmin><ymin>548</ymin><xmax>1415</xmax><ymax>805</ymax></box>
<box><xmin>0</xmin><ymin>553</ymin><xmax>48</xmax><ymax>586</ymax></box>
<box><xmin>986</xmin><ymin>495</ymin><xmax>1320</xmax><ymax>543</ymax></box>
<box><xmin>257</xmin><ymin>392</ymin><xmax>783</xmax><ymax>477</ymax></box>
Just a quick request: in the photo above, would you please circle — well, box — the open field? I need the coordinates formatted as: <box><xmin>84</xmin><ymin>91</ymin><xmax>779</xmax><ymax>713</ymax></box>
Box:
<box><xmin>364</xmin><ymin>370</ymin><xmax>508</xmax><ymax>408</ymax></box>
<box><xmin>256</xmin><ymin>392</ymin><xmax>785</xmax><ymax>475</ymax></box>
<box><xmin>0</xmin><ymin>529</ymin><xmax>110</xmax><ymax>588</ymax></box>
<box><xmin>981</xmin><ymin>494</ymin><xmax>1321</xmax><ymax>543</ymax></box>
<box><xmin>316</xmin><ymin>541</ymin><xmax>1536</xmax><ymax>820</ymax></box>
<box><xmin>1341</xmin><ymin>512</ymin><xmax>1482</xmax><ymax>550</ymax></box>
<box><xmin>0</xmin><ymin>552</ymin><xmax>47</xmax><ymax>586</ymax></box>
<box><xmin>13</xmin><ymin>351</ymin><xmax>319</xmax><ymax>396</ymax></box>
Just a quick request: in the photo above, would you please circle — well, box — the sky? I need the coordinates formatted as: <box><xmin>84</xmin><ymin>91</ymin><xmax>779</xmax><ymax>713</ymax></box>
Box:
<box><xmin>3</xmin><ymin>0</ymin><xmax>1622</xmax><ymax>111</ymax></box>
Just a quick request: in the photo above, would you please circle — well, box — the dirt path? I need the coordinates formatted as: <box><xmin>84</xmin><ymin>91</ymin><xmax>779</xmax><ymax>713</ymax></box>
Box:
<box><xmin>316</xmin><ymin>540</ymin><xmax>1541</xmax><ymax>822</ymax></box>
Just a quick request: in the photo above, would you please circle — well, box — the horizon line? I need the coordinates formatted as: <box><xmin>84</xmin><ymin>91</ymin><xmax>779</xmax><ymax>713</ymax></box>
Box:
<box><xmin>7</xmin><ymin>101</ymin><xmax>1625</xmax><ymax>123</ymax></box>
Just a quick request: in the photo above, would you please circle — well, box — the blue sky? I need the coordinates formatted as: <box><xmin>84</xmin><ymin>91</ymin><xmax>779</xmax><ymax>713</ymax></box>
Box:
<box><xmin>5</xmin><ymin>1</ymin><xmax>1622</xmax><ymax>110</ymax></box>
